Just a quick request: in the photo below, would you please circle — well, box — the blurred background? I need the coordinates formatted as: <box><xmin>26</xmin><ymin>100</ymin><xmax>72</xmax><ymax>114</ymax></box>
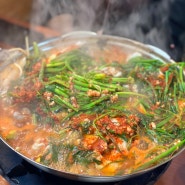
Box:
<box><xmin>0</xmin><ymin>0</ymin><xmax>184</xmax><ymax>61</ymax></box>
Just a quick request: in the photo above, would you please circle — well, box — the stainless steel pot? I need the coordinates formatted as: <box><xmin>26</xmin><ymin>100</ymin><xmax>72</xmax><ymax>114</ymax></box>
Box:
<box><xmin>0</xmin><ymin>31</ymin><xmax>184</xmax><ymax>183</ymax></box>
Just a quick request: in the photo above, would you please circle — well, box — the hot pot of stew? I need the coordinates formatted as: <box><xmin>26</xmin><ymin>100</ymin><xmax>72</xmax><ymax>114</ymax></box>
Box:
<box><xmin>0</xmin><ymin>31</ymin><xmax>185</xmax><ymax>182</ymax></box>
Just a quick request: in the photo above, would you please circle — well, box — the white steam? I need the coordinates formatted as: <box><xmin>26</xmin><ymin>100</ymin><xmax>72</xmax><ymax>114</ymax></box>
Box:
<box><xmin>29</xmin><ymin>0</ymin><xmax>179</xmax><ymax>59</ymax></box>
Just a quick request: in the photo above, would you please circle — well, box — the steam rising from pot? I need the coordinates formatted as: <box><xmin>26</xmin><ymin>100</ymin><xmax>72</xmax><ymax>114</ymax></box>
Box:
<box><xmin>29</xmin><ymin>0</ymin><xmax>184</xmax><ymax>61</ymax></box>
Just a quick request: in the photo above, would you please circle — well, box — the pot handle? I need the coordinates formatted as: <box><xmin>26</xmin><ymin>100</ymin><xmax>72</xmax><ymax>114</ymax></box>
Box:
<box><xmin>61</xmin><ymin>31</ymin><xmax>97</xmax><ymax>40</ymax></box>
<box><xmin>0</xmin><ymin>49</ymin><xmax>26</xmax><ymax>72</ymax></box>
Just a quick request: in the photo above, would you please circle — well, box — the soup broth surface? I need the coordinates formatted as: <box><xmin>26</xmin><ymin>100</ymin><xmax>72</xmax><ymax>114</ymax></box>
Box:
<box><xmin>0</xmin><ymin>42</ymin><xmax>185</xmax><ymax>176</ymax></box>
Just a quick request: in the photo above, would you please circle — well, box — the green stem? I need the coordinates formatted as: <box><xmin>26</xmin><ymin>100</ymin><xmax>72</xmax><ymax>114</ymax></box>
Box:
<box><xmin>39</xmin><ymin>60</ymin><xmax>46</xmax><ymax>81</ymax></box>
<box><xmin>46</xmin><ymin>85</ymin><xmax>69</xmax><ymax>98</ymax></box>
<box><xmin>46</xmin><ymin>79</ymin><xmax>69</xmax><ymax>88</ymax></box>
<box><xmin>46</xmin><ymin>61</ymin><xmax>65</xmax><ymax>67</ymax></box>
<box><xmin>74</xmin><ymin>74</ymin><xmax>123</xmax><ymax>91</ymax></box>
<box><xmin>134</xmin><ymin>139</ymin><xmax>185</xmax><ymax>171</ymax></box>
<box><xmin>74</xmin><ymin>84</ymin><xmax>91</xmax><ymax>92</ymax></box>
<box><xmin>53</xmin><ymin>95</ymin><xmax>78</xmax><ymax>112</ymax></box>
<box><xmin>116</xmin><ymin>91</ymin><xmax>147</xmax><ymax>98</ymax></box>
<box><xmin>112</xmin><ymin>76</ymin><xmax>134</xmax><ymax>84</ymax></box>
<box><xmin>33</xmin><ymin>42</ymin><xmax>40</xmax><ymax>58</ymax></box>
<box><xmin>80</xmin><ymin>95</ymin><xmax>110</xmax><ymax>110</ymax></box>
<box><xmin>45</xmin><ymin>67</ymin><xmax>66</xmax><ymax>73</ymax></box>
<box><xmin>156</xmin><ymin>114</ymin><xmax>175</xmax><ymax>128</ymax></box>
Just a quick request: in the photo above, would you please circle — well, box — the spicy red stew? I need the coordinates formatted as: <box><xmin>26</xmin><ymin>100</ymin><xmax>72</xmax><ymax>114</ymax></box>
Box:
<box><xmin>0</xmin><ymin>43</ymin><xmax>185</xmax><ymax>176</ymax></box>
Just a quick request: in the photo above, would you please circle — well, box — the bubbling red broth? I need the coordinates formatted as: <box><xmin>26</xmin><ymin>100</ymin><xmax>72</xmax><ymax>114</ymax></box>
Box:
<box><xmin>0</xmin><ymin>43</ymin><xmax>185</xmax><ymax>176</ymax></box>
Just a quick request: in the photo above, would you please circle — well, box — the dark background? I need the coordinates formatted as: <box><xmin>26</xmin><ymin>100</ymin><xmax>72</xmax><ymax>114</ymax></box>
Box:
<box><xmin>0</xmin><ymin>0</ymin><xmax>185</xmax><ymax>61</ymax></box>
